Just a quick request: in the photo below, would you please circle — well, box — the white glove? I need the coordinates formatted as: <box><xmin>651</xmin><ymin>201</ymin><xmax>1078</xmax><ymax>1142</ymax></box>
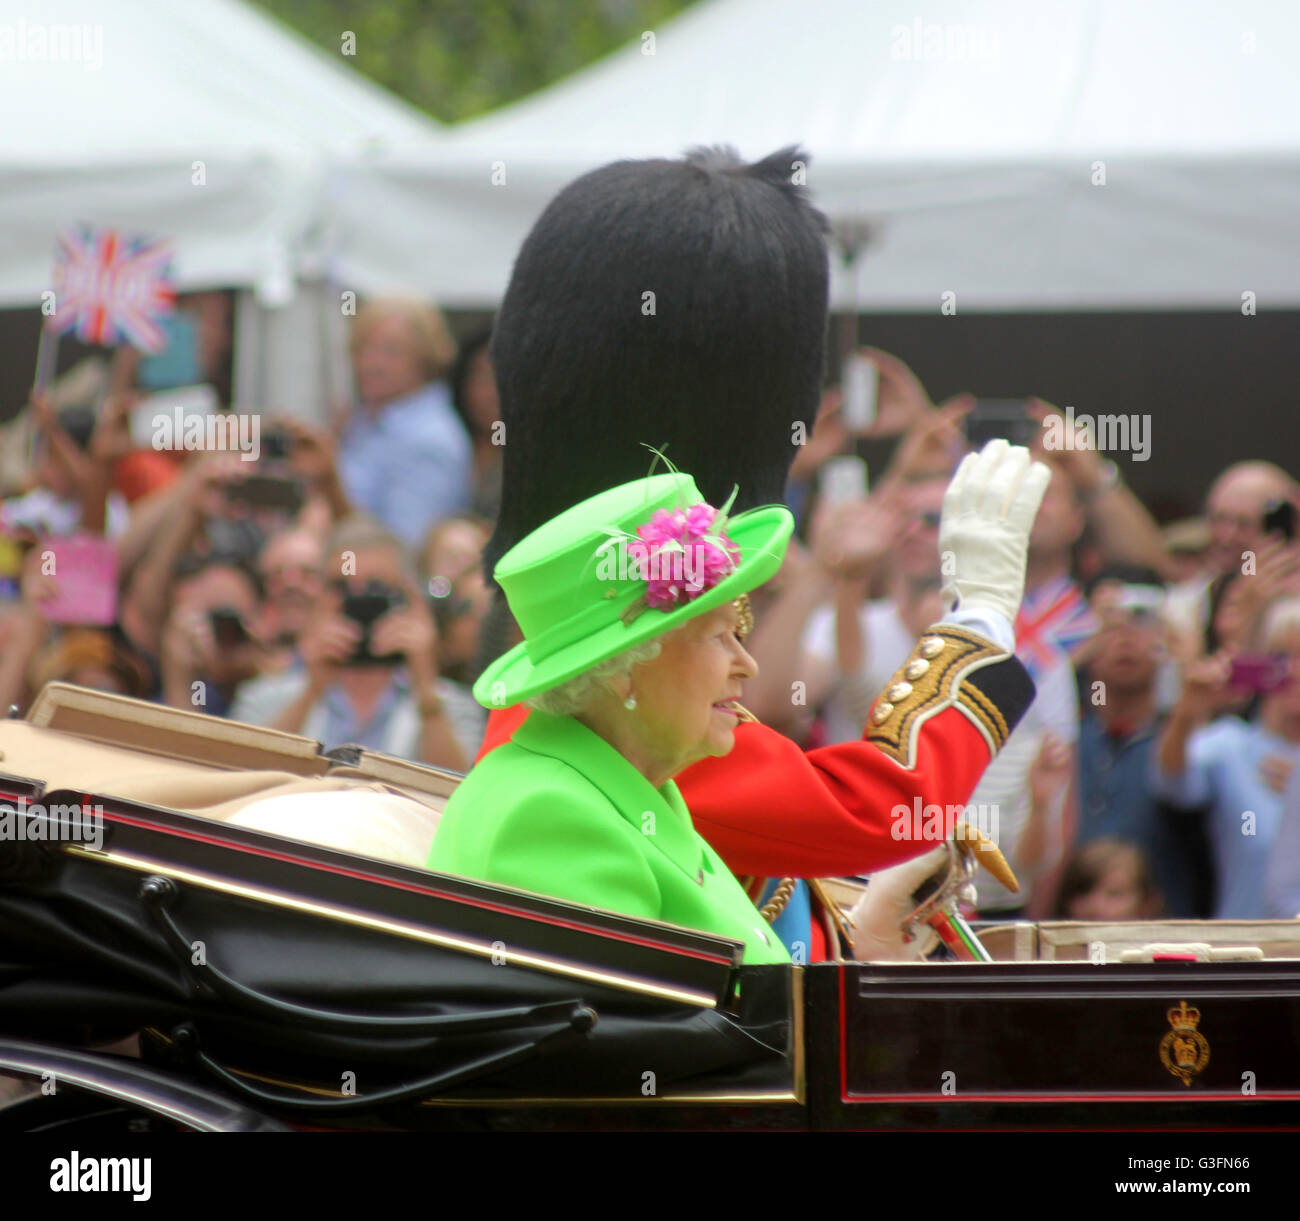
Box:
<box><xmin>849</xmin><ymin>845</ymin><xmax>977</xmax><ymax>962</ymax></box>
<box><xmin>938</xmin><ymin>439</ymin><xmax>1052</xmax><ymax>626</ymax></box>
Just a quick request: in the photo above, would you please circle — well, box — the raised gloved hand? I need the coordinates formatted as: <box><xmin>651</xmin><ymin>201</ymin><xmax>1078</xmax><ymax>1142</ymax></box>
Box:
<box><xmin>849</xmin><ymin>844</ymin><xmax>977</xmax><ymax>962</ymax></box>
<box><xmin>939</xmin><ymin>439</ymin><xmax>1052</xmax><ymax>626</ymax></box>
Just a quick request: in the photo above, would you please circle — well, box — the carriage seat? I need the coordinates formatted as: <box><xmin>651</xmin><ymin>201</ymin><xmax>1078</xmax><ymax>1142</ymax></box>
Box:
<box><xmin>1</xmin><ymin>683</ymin><xmax>460</xmax><ymax>869</ymax></box>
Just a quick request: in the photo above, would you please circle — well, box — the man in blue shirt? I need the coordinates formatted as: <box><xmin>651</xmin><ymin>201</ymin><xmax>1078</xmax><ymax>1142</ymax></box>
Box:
<box><xmin>338</xmin><ymin>298</ymin><xmax>472</xmax><ymax>550</ymax></box>
<box><xmin>1154</xmin><ymin>597</ymin><xmax>1300</xmax><ymax>919</ymax></box>
<box><xmin>1076</xmin><ymin>568</ymin><xmax>1208</xmax><ymax>916</ymax></box>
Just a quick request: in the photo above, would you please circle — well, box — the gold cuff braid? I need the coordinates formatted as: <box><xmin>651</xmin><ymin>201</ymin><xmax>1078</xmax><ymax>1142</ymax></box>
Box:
<box><xmin>864</xmin><ymin>624</ymin><xmax>1010</xmax><ymax>769</ymax></box>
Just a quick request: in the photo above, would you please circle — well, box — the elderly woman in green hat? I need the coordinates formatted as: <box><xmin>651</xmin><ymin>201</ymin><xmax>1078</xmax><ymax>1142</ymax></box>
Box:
<box><xmin>427</xmin><ymin>472</ymin><xmax>794</xmax><ymax>963</ymax></box>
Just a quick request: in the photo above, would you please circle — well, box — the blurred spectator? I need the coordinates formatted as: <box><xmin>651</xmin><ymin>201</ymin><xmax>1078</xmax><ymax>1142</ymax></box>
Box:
<box><xmin>0</xmin><ymin>547</ymin><xmax>56</xmax><ymax>711</ymax></box>
<box><xmin>119</xmin><ymin>452</ymin><xmax>267</xmax><ymax>665</ymax></box>
<box><xmin>744</xmin><ymin>403</ymin><xmax>969</xmax><ymax>733</ymax></box>
<box><xmin>1073</xmin><ymin>566</ymin><xmax>1207</xmax><ymax>916</ymax></box>
<box><xmin>974</xmin><ymin>457</ymin><xmax>1102</xmax><ymax>917</ymax></box>
<box><xmin>1013</xmin><ymin>453</ymin><xmax>1096</xmax><ymax>674</ymax></box>
<box><xmin>784</xmin><ymin>348</ymin><xmax>936</xmax><ymax>527</ymax></box>
<box><xmin>255</xmin><ymin>525</ymin><xmax>327</xmax><ymax>670</ymax></box>
<box><xmin>1162</xmin><ymin>517</ymin><xmax>1211</xmax><ymax>586</ymax></box>
<box><xmin>28</xmin><ymin>627</ymin><xmax>151</xmax><ymax>698</ymax></box>
<box><xmin>1164</xmin><ymin>461</ymin><xmax>1300</xmax><ymax>643</ymax></box>
<box><xmin>229</xmin><ymin>516</ymin><xmax>481</xmax><ymax>769</ymax></box>
<box><xmin>419</xmin><ymin>514</ymin><xmax>491</xmax><ymax>690</ymax></box>
<box><xmin>1265</xmin><ymin>757</ymin><xmax>1300</xmax><ymax>918</ymax></box>
<box><xmin>420</xmin><ymin>514</ymin><xmax>490</xmax><ymax>594</ymax></box>
<box><xmin>1026</xmin><ymin>401</ymin><xmax>1174</xmax><ymax>578</ymax></box>
<box><xmin>338</xmin><ymin>297</ymin><xmax>471</xmax><ymax>549</ymax></box>
<box><xmin>1</xmin><ymin>397</ymin><xmax>129</xmax><ymax>540</ymax></box>
<box><xmin>1154</xmin><ymin>596</ymin><xmax>1300</xmax><ymax>918</ymax></box>
<box><xmin>159</xmin><ymin>554</ymin><xmax>265</xmax><ymax>715</ymax></box>
<box><xmin>1054</xmin><ymin>839</ymin><xmax>1161</xmax><ymax>921</ymax></box>
<box><xmin>448</xmin><ymin>328</ymin><xmax>503</xmax><ymax>521</ymax></box>
<box><xmin>794</xmin><ymin>478</ymin><xmax>940</xmax><ymax>743</ymax></box>
<box><xmin>433</xmin><ymin>568</ymin><xmax>492</xmax><ymax>690</ymax></box>
<box><xmin>969</xmin><ymin>664</ymin><xmax>1078</xmax><ymax>919</ymax></box>
<box><xmin>274</xmin><ymin>415</ymin><xmax>354</xmax><ymax>528</ymax></box>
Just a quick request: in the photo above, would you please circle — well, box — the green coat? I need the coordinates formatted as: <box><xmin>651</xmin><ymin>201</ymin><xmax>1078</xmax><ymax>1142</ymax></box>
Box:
<box><xmin>426</xmin><ymin>710</ymin><xmax>789</xmax><ymax>965</ymax></box>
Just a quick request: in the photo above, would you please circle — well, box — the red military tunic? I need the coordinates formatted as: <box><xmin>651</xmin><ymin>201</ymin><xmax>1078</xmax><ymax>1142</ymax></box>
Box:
<box><xmin>474</xmin><ymin>624</ymin><xmax>1035</xmax><ymax>958</ymax></box>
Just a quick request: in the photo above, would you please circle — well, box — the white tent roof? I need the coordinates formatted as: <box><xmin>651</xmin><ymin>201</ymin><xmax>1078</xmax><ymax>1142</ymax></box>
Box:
<box><xmin>0</xmin><ymin>0</ymin><xmax>442</xmax><ymax>304</ymax></box>
<box><xmin>332</xmin><ymin>0</ymin><xmax>1300</xmax><ymax>309</ymax></box>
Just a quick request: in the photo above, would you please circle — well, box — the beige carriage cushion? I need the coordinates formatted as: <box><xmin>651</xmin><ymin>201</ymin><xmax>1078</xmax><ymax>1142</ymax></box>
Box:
<box><xmin>0</xmin><ymin>713</ymin><xmax>448</xmax><ymax>865</ymax></box>
<box><xmin>227</xmin><ymin>789</ymin><xmax>440</xmax><ymax>867</ymax></box>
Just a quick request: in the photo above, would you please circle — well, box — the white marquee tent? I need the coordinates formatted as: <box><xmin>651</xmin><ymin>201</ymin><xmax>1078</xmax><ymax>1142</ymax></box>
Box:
<box><xmin>330</xmin><ymin>0</ymin><xmax>1300</xmax><ymax>311</ymax></box>
<box><xmin>0</xmin><ymin>0</ymin><xmax>443</xmax><ymax>415</ymax></box>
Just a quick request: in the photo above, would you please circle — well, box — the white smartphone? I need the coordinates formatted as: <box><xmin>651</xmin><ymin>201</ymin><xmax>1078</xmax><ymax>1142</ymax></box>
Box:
<box><xmin>840</xmin><ymin>353</ymin><xmax>878</xmax><ymax>433</ymax></box>
<box><xmin>819</xmin><ymin>455</ymin><xmax>869</xmax><ymax>506</ymax></box>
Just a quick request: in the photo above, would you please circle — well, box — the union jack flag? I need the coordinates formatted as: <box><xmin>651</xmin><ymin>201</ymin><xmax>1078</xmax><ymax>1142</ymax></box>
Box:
<box><xmin>1014</xmin><ymin>575</ymin><xmax>1098</xmax><ymax>679</ymax></box>
<box><xmin>49</xmin><ymin>225</ymin><xmax>176</xmax><ymax>353</ymax></box>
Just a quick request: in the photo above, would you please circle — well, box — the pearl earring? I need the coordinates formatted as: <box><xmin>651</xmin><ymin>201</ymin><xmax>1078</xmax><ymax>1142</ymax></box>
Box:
<box><xmin>624</xmin><ymin>693</ymin><xmax>637</xmax><ymax>711</ymax></box>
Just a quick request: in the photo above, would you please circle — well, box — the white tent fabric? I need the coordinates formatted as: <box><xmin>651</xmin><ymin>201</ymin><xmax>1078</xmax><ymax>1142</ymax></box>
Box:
<box><xmin>0</xmin><ymin>0</ymin><xmax>440</xmax><ymax>306</ymax></box>
<box><xmin>330</xmin><ymin>0</ymin><xmax>1300</xmax><ymax>310</ymax></box>
<box><xmin>0</xmin><ymin>0</ymin><xmax>443</xmax><ymax>417</ymax></box>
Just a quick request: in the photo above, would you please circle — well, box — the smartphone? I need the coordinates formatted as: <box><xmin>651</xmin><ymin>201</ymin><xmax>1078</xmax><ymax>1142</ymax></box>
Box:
<box><xmin>208</xmin><ymin>607</ymin><xmax>251</xmax><ymax>649</ymax></box>
<box><xmin>1228</xmin><ymin>654</ymin><xmax>1292</xmax><ymax>695</ymax></box>
<box><xmin>965</xmin><ymin>399</ymin><xmax>1039</xmax><ymax>449</ymax></box>
<box><xmin>818</xmin><ymin>455</ymin><xmax>869</xmax><ymax>507</ymax></box>
<box><xmin>1263</xmin><ymin>499</ymin><xmax>1297</xmax><ymax>542</ymax></box>
<box><xmin>225</xmin><ymin>474</ymin><xmax>305</xmax><ymax>514</ymax></box>
<box><xmin>840</xmin><ymin>354</ymin><xmax>878</xmax><ymax>433</ymax></box>
<box><xmin>137</xmin><ymin>311</ymin><xmax>202</xmax><ymax>390</ymax></box>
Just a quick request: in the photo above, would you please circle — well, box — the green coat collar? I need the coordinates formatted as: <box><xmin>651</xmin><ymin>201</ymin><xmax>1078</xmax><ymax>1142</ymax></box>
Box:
<box><xmin>511</xmin><ymin>711</ymin><xmax>707</xmax><ymax>884</ymax></box>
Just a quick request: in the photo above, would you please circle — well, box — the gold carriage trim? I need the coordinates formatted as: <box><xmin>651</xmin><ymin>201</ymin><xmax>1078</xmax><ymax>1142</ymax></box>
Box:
<box><xmin>864</xmin><ymin>624</ymin><xmax>1010</xmax><ymax>769</ymax></box>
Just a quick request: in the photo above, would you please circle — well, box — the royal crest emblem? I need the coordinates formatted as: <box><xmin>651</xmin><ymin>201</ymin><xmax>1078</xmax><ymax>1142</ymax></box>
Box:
<box><xmin>1159</xmin><ymin>1001</ymin><xmax>1210</xmax><ymax>1087</ymax></box>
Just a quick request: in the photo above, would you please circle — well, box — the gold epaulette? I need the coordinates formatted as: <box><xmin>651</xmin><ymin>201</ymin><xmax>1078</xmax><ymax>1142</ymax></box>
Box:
<box><xmin>865</xmin><ymin>624</ymin><xmax>1020</xmax><ymax>770</ymax></box>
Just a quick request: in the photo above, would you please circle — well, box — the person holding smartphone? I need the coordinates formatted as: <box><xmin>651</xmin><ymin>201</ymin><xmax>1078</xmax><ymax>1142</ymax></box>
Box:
<box><xmin>1155</xmin><ymin>595</ymin><xmax>1300</xmax><ymax>918</ymax></box>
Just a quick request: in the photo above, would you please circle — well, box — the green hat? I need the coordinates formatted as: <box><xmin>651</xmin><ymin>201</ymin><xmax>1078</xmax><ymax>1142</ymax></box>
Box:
<box><xmin>474</xmin><ymin>473</ymin><xmax>793</xmax><ymax>708</ymax></box>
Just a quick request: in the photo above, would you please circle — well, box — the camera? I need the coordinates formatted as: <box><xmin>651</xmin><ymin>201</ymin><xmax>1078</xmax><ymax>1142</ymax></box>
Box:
<box><xmin>1262</xmin><ymin>499</ymin><xmax>1296</xmax><ymax>542</ymax></box>
<box><xmin>340</xmin><ymin>580</ymin><xmax>407</xmax><ymax>666</ymax></box>
<box><xmin>260</xmin><ymin>428</ymin><xmax>294</xmax><ymax>462</ymax></box>
<box><xmin>208</xmin><ymin>607</ymin><xmax>252</xmax><ymax>649</ymax></box>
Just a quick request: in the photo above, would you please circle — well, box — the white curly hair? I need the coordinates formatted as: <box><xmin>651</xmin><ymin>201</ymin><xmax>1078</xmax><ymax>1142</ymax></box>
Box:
<box><xmin>526</xmin><ymin>638</ymin><xmax>664</xmax><ymax>717</ymax></box>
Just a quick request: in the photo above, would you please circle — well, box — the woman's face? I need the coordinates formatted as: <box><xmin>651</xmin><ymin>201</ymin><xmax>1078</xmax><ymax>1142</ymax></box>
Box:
<box><xmin>625</xmin><ymin>603</ymin><xmax>757</xmax><ymax>781</ymax></box>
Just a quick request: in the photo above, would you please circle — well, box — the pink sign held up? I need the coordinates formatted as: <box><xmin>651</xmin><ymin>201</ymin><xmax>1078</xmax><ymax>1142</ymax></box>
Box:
<box><xmin>37</xmin><ymin>533</ymin><xmax>120</xmax><ymax>627</ymax></box>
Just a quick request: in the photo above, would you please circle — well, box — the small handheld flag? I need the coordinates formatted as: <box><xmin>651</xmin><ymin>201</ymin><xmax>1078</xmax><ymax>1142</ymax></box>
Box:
<box><xmin>49</xmin><ymin>224</ymin><xmax>177</xmax><ymax>354</ymax></box>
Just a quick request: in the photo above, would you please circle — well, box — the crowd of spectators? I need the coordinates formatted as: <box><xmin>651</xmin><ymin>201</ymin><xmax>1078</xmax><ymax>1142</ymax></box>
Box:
<box><xmin>741</xmin><ymin>350</ymin><xmax>1300</xmax><ymax>922</ymax></box>
<box><xmin>2</xmin><ymin>314</ymin><xmax>1298</xmax><ymax>924</ymax></box>
<box><xmin>0</xmin><ymin>293</ymin><xmax>495</xmax><ymax>775</ymax></box>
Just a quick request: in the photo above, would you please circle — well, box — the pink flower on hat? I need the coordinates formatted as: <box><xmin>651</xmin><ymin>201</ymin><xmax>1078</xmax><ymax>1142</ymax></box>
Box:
<box><xmin>634</xmin><ymin>502</ymin><xmax>740</xmax><ymax>611</ymax></box>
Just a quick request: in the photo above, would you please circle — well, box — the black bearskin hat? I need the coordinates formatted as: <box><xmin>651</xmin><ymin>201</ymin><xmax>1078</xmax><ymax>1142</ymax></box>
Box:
<box><xmin>484</xmin><ymin>144</ymin><xmax>830</xmax><ymax>581</ymax></box>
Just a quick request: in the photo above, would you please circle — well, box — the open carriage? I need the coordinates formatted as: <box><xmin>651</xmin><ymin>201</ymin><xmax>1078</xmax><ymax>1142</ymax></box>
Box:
<box><xmin>3</xmin><ymin>685</ymin><xmax>1300</xmax><ymax>1132</ymax></box>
